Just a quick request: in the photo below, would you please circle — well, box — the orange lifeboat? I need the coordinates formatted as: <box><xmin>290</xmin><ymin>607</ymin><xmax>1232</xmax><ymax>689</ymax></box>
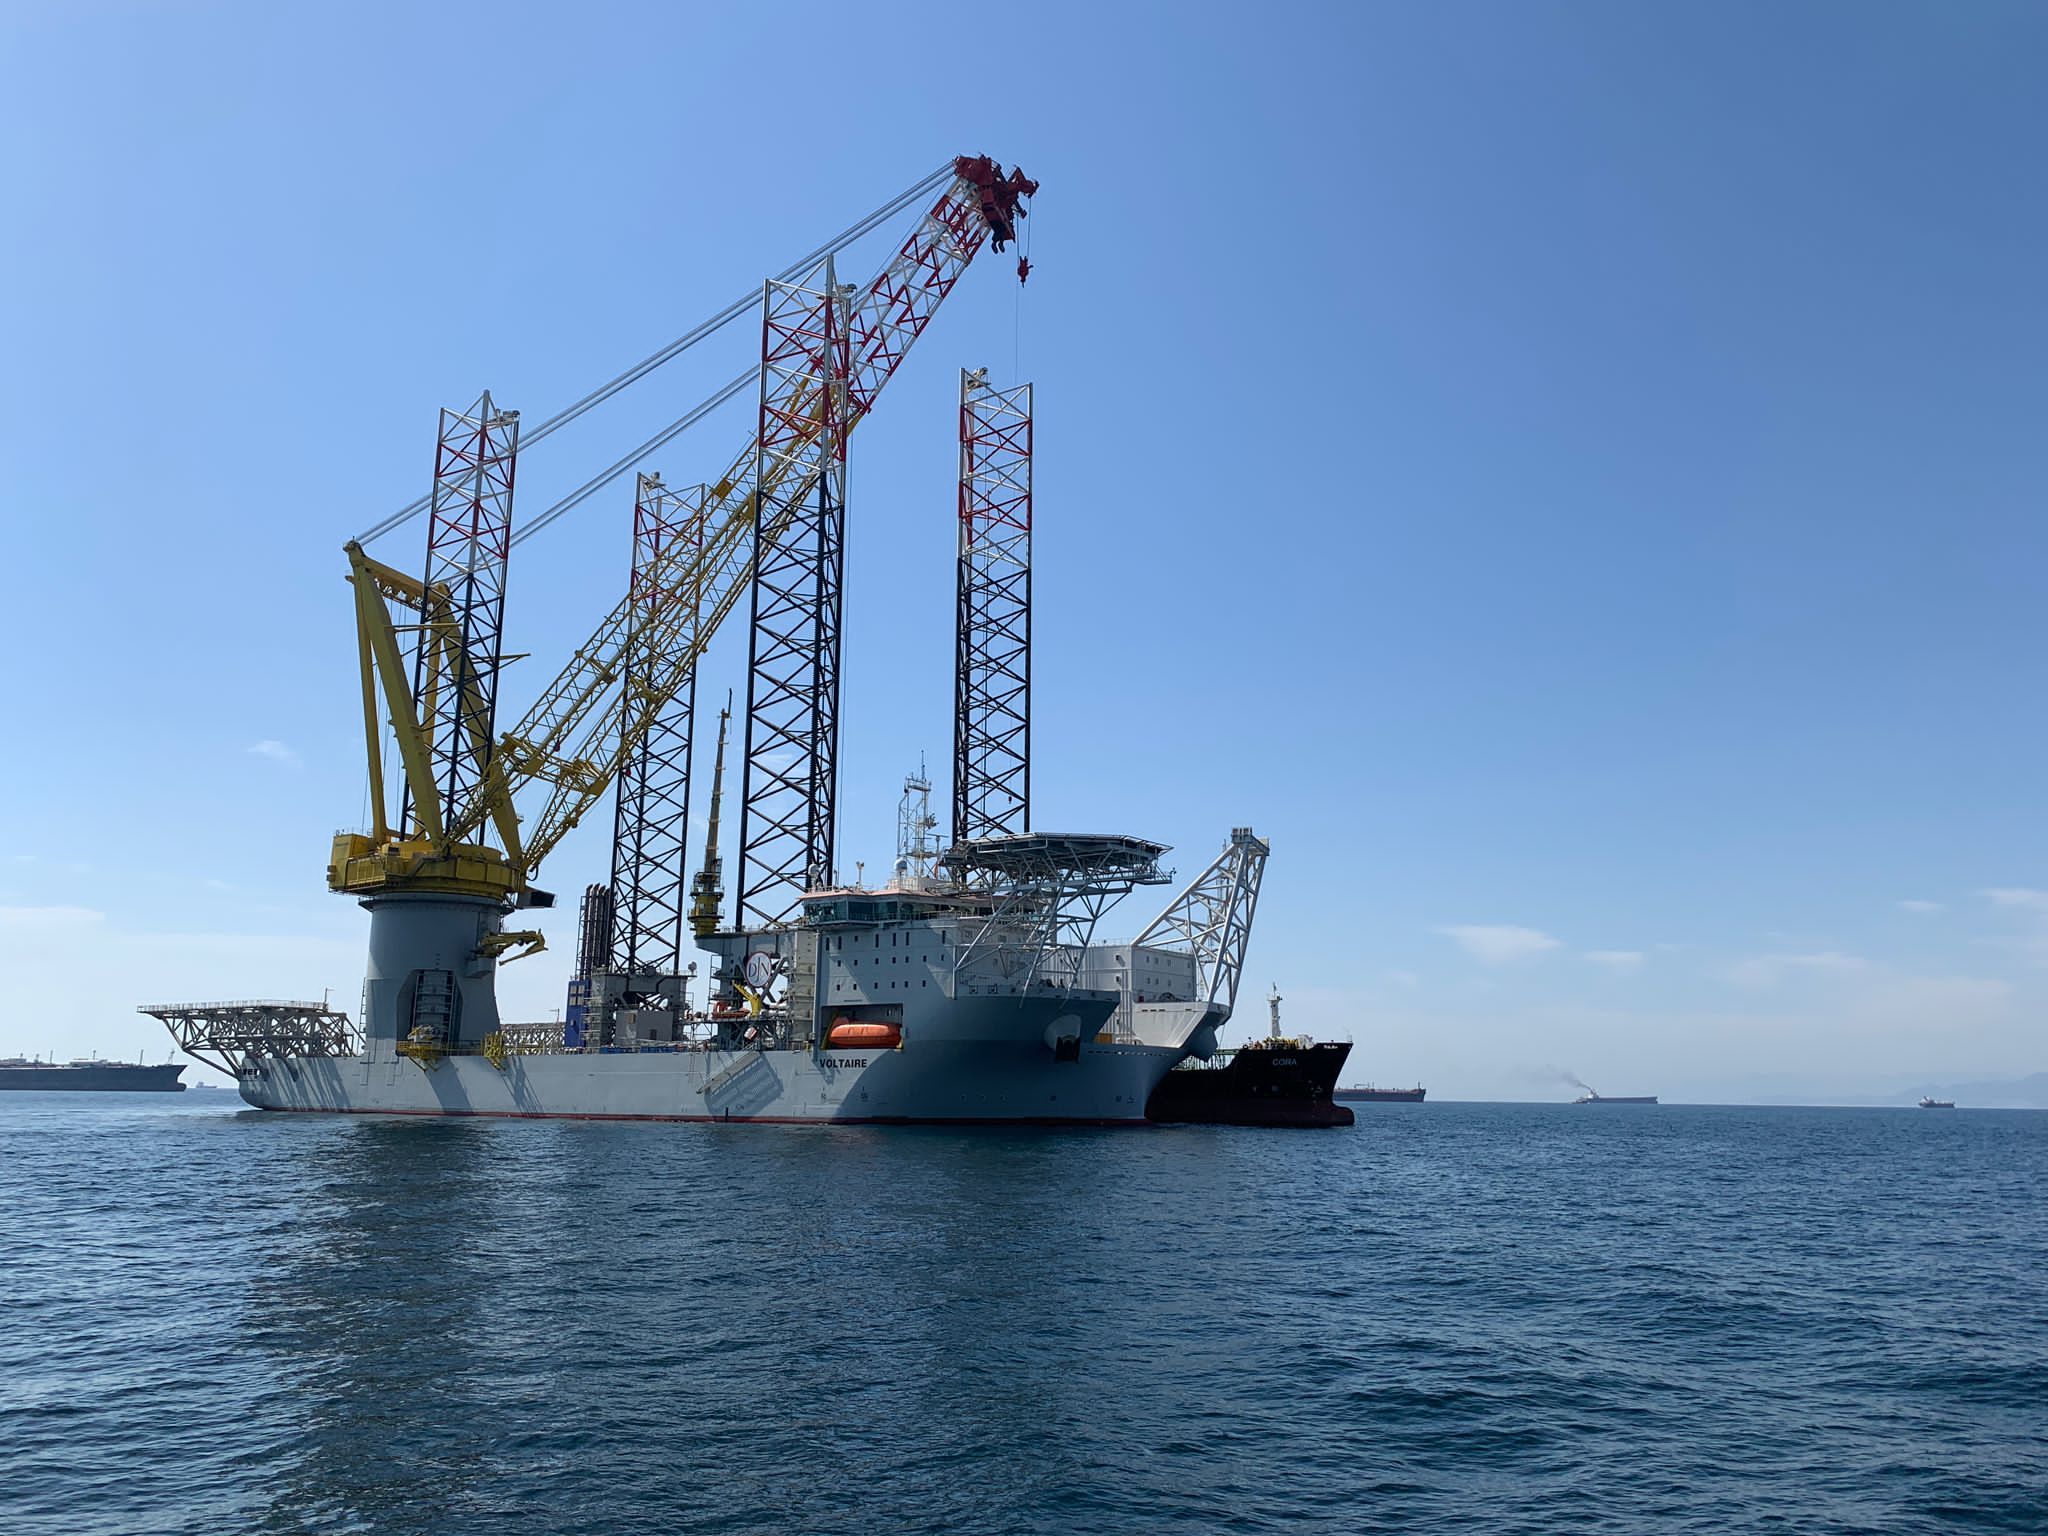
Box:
<box><xmin>825</xmin><ymin>1019</ymin><xmax>902</xmax><ymax>1050</ymax></box>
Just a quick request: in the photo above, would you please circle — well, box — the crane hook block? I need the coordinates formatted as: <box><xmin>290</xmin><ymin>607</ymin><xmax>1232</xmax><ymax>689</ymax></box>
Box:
<box><xmin>954</xmin><ymin>154</ymin><xmax>1039</xmax><ymax>253</ymax></box>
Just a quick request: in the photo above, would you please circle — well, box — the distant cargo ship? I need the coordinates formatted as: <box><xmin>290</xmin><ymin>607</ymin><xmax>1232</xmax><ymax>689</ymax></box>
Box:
<box><xmin>1574</xmin><ymin>1089</ymin><xmax>1656</xmax><ymax>1105</ymax></box>
<box><xmin>1918</xmin><ymin>1096</ymin><xmax>1955</xmax><ymax>1110</ymax></box>
<box><xmin>0</xmin><ymin>1058</ymin><xmax>187</xmax><ymax>1092</ymax></box>
<box><xmin>1335</xmin><ymin>1085</ymin><xmax>1426</xmax><ymax>1103</ymax></box>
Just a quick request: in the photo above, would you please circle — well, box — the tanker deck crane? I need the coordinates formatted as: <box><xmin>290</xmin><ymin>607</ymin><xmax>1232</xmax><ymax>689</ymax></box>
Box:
<box><xmin>324</xmin><ymin>156</ymin><xmax>1036</xmax><ymax>1064</ymax></box>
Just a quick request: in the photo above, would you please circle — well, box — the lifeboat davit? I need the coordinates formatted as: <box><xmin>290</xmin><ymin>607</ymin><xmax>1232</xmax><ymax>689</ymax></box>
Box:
<box><xmin>825</xmin><ymin>1019</ymin><xmax>901</xmax><ymax>1050</ymax></box>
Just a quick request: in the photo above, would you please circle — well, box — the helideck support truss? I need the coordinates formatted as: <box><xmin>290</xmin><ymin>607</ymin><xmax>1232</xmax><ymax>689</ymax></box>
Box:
<box><xmin>406</xmin><ymin>392</ymin><xmax>519</xmax><ymax>834</ymax></box>
<box><xmin>610</xmin><ymin>474</ymin><xmax>707</xmax><ymax>974</ymax></box>
<box><xmin>736</xmin><ymin>260</ymin><xmax>852</xmax><ymax>929</ymax></box>
<box><xmin>954</xmin><ymin>370</ymin><xmax>1032</xmax><ymax>847</ymax></box>
<box><xmin>1131</xmin><ymin>827</ymin><xmax>1270</xmax><ymax>1015</ymax></box>
<box><xmin>945</xmin><ymin>833</ymin><xmax>1170</xmax><ymax>991</ymax></box>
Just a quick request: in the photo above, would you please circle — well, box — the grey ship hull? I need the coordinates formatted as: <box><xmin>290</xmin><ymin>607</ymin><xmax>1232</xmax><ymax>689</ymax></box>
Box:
<box><xmin>236</xmin><ymin>987</ymin><xmax>1183</xmax><ymax>1124</ymax></box>
<box><xmin>238</xmin><ymin>1040</ymin><xmax>1179</xmax><ymax>1124</ymax></box>
<box><xmin>222</xmin><ymin>841</ymin><xmax>1246</xmax><ymax>1127</ymax></box>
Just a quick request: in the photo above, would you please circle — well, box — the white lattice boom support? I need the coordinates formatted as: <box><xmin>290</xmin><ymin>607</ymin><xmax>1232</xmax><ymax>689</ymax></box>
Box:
<box><xmin>954</xmin><ymin>369</ymin><xmax>1031</xmax><ymax>846</ymax></box>
<box><xmin>1132</xmin><ymin>828</ymin><xmax>1270</xmax><ymax>1015</ymax></box>
<box><xmin>610</xmin><ymin>475</ymin><xmax>707</xmax><ymax>973</ymax></box>
<box><xmin>407</xmin><ymin>393</ymin><xmax>519</xmax><ymax>836</ymax></box>
<box><xmin>736</xmin><ymin>260</ymin><xmax>851</xmax><ymax>928</ymax></box>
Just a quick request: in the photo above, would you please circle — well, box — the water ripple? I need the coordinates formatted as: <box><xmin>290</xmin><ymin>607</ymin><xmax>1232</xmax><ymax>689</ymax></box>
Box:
<box><xmin>0</xmin><ymin>1098</ymin><xmax>2042</xmax><ymax>1534</ymax></box>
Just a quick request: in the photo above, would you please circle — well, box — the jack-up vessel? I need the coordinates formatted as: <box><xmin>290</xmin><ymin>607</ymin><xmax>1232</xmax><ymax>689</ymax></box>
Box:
<box><xmin>144</xmin><ymin>157</ymin><xmax>1269</xmax><ymax>1125</ymax></box>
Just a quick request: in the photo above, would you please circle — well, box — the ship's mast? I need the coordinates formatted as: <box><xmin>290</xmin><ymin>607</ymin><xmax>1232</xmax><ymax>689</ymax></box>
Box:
<box><xmin>688</xmin><ymin>697</ymin><xmax>733</xmax><ymax>938</ymax></box>
<box><xmin>1268</xmin><ymin>985</ymin><xmax>1283</xmax><ymax>1040</ymax></box>
<box><xmin>897</xmin><ymin>757</ymin><xmax>939</xmax><ymax>887</ymax></box>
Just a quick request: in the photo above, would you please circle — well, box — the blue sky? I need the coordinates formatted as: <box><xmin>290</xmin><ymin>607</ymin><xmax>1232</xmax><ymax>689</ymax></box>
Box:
<box><xmin>3</xmin><ymin>2</ymin><xmax>2046</xmax><ymax>1101</ymax></box>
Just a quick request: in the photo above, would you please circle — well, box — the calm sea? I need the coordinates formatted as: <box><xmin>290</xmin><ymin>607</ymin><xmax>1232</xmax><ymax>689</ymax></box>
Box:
<box><xmin>2</xmin><ymin>1094</ymin><xmax>2043</xmax><ymax>1535</ymax></box>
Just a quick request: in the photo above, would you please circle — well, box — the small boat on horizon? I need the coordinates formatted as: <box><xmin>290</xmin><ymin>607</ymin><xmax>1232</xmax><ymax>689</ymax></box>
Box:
<box><xmin>1918</xmin><ymin>1096</ymin><xmax>1956</xmax><ymax>1110</ymax></box>
<box><xmin>1574</xmin><ymin>1089</ymin><xmax>1657</xmax><ymax>1105</ymax></box>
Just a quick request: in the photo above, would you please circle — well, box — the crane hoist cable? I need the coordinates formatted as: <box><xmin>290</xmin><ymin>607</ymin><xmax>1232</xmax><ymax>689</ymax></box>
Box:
<box><xmin>353</xmin><ymin>160</ymin><xmax>953</xmax><ymax>548</ymax></box>
<box><xmin>509</xmin><ymin>365</ymin><xmax>756</xmax><ymax>549</ymax></box>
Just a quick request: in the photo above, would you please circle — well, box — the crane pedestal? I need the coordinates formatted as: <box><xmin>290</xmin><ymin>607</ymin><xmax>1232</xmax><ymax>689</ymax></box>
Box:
<box><xmin>358</xmin><ymin>890</ymin><xmax>508</xmax><ymax>1061</ymax></box>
